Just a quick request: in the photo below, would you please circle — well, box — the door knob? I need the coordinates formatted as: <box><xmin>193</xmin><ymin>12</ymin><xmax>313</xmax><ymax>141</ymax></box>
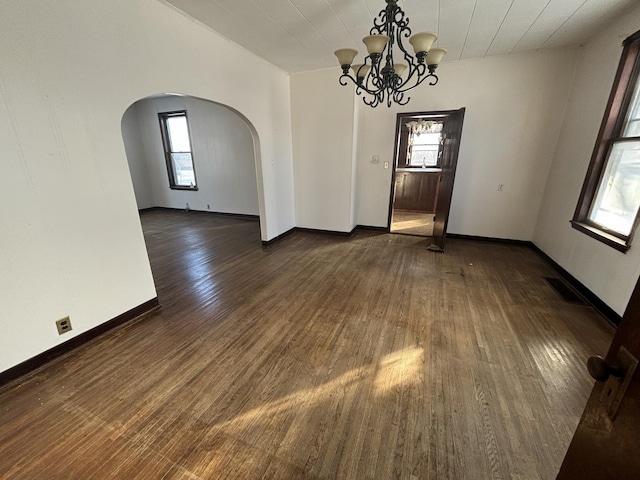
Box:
<box><xmin>587</xmin><ymin>355</ymin><xmax>624</xmax><ymax>382</ymax></box>
<box><xmin>587</xmin><ymin>348</ymin><xmax>638</xmax><ymax>421</ymax></box>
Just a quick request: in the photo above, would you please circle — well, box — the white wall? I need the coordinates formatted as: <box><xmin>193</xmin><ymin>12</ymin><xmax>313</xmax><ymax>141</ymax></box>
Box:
<box><xmin>124</xmin><ymin>95</ymin><xmax>259</xmax><ymax>216</ymax></box>
<box><xmin>356</xmin><ymin>49</ymin><xmax>579</xmax><ymax>239</ymax></box>
<box><xmin>0</xmin><ymin>0</ymin><xmax>294</xmax><ymax>373</ymax></box>
<box><xmin>534</xmin><ymin>5</ymin><xmax>640</xmax><ymax>316</ymax></box>
<box><xmin>122</xmin><ymin>103</ymin><xmax>155</xmax><ymax>209</ymax></box>
<box><xmin>291</xmin><ymin>69</ymin><xmax>357</xmax><ymax>232</ymax></box>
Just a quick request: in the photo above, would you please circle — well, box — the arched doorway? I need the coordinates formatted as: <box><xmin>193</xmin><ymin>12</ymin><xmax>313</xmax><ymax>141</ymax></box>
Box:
<box><xmin>121</xmin><ymin>93</ymin><xmax>266</xmax><ymax>238</ymax></box>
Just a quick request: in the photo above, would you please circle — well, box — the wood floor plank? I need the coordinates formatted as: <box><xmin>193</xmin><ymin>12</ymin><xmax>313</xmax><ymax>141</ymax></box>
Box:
<box><xmin>0</xmin><ymin>210</ymin><xmax>614</xmax><ymax>479</ymax></box>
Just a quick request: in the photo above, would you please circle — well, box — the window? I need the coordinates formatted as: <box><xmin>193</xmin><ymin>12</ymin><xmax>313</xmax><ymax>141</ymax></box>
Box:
<box><xmin>572</xmin><ymin>30</ymin><xmax>640</xmax><ymax>252</ymax></box>
<box><xmin>401</xmin><ymin>119</ymin><xmax>444</xmax><ymax>168</ymax></box>
<box><xmin>159</xmin><ymin>111</ymin><xmax>197</xmax><ymax>190</ymax></box>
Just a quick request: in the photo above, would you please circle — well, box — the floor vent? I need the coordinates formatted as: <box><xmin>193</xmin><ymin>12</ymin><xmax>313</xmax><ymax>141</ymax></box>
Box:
<box><xmin>544</xmin><ymin>277</ymin><xmax>587</xmax><ymax>305</ymax></box>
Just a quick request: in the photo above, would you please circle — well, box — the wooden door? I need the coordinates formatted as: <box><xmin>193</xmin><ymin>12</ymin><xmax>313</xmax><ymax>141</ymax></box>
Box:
<box><xmin>557</xmin><ymin>276</ymin><xmax>640</xmax><ymax>478</ymax></box>
<box><xmin>431</xmin><ymin>108</ymin><xmax>465</xmax><ymax>250</ymax></box>
<box><xmin>393</xmin><ymin>172</ymin><xmax>439</xmax><ymax>213</ymax></box>
<box><xmin>388</xmin><ymin>109</ymin><xmax>465</xmax><ymax>242</ymax></box>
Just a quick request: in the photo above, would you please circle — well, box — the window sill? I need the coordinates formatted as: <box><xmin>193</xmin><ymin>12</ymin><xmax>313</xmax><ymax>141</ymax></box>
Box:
<box><xmin>570</xmin><ymin>220</ymin><xmax>630</xmax><ymax>253</ymax></box>
<box><xmin>396</xmin><ymin>167</ymin><xmax>442</xmax><ymax>173</ymax></box>
<box><xmin>170</xmin><ymin>186</ymin><xmax>198</xmax><ymax>191</ymax></box>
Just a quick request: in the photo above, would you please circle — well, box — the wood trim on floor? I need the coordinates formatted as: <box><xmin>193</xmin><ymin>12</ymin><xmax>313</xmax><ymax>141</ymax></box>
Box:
<box><xmin>529</xmin><ymin>243</ymin><xmax>622</xmax><ymax>327</ymax></box>
<box><xmin>262</xmin><ymin>227</ymin><xmax>297</xmax><ymax>246</ymax></box>
<box><xmin>0</xmin><ymin>298</ymin><xmax>160</xmax><ymax>388</ymax></box>
<box><xmin>447</xmin><ymin>234</ymin><xmax>621</xmax><ymax>326</ymax></box>
<box><xmin>446</xmin><ymin>233</ymin><xmax>531</xmax><ymax>246</ymax></box>
<box><xmin>295</xmin><ymin>227</ymin><xmax>356</xmax><ymax>237</ymax></box>
<box><xmin>356</xmin><ymin>225</ymin><xmax>389</xmax><ymax>233</ymax></box>
<box><xmin>261</xmin><ymin>225</ymin><xmax>622</xmax><ymax>327</ymax></box>
<box><xmin>139</xmin><ymin>206</ymin><xmax>259</xmax><ymax>220</ymax></box>
<box><xmin>262</xmin><ymin>226</ymin><xmax>355</xmax><ymax>246</ymax></box>
<box><xmin>262</xmin><ymin>225</ymin><xmax>390</xmax><ymax>246</ymax></box>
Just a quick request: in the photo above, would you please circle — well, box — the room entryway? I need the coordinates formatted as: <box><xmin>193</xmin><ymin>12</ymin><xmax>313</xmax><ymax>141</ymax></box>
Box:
<box><xmin>391</xmin><ymin>210</ymin><xmax>434</xmax><ymax>236</ymax></box>
<box><xmin>388</xmin><ymin>108</ymin><xmax>465</xmax><ymax>250</ymax></box>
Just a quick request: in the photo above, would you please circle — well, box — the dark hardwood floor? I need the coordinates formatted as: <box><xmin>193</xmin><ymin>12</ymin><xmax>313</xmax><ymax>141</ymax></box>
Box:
<box><xmin>0</xmin><ymin>210</ymin><xmax>614</xmax><ymax>479</ymax></box>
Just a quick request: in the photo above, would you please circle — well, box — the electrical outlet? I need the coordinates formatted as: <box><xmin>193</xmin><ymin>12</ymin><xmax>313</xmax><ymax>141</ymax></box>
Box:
<box><xmin>56</xmin><ymin>316</ymin><xmax>72</xmax><ymax>335</ymax></box>
<box><xmin>372</xmin><ymin>155</ymin><xmax>380</xmax><ymax>164</ymax></box>
<box><xmin>207</xmin><ymin>204</ymin><xmax>210</xmax><ymax>210</ymax></box>
<box><xmin>497</xmin><ymin>183</ymin><xmax>505</xmax><ymax>191</ymax></box>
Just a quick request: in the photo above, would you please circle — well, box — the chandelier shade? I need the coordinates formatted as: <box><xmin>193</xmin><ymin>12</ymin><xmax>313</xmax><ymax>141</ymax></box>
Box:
<box><xmin>351</xmin><ymin>63</ymin><xmax>371</xmax><ymax>79</ymax></box>
<box><xmin>394</xmin><ymin>63</ymin><xmax>407</xmax><ymax>77</ymax></box>
<box><xmin>362</xmin><ymin>34</ymin><xmax>389</xmax><ymax>55</ymax></box>
<box><xmin>334</xmin><ymin>48</ymin><xmax>358</xmax><ymax>67</ymax></box>
<box><xmin>333</xmin><ymin>0</ymin><xmax>447</xmax><ymax>108</ymax></box>
<box><xmin>408</xmin><ymin>33</ymin><xmax>437</xmax><ymax>56</ymax></box>
<box><xmin>426</xmin><ymin>48</ymin><xmax>448</xmax><ymax>67</ymax></box>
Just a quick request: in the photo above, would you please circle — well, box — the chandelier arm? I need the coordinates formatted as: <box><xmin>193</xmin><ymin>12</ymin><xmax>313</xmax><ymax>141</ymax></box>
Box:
<box><xmin>395</xmin><ymin>90</ymin><xmax>410</xmax><ymax>106</ymax></box>
<box><xmin>395</xmin><ymin>61</ymin><xmax>424</xmax><ymax>91</ymax></box>
<box><xmin>340</xmin><ymin>60</ymin><xmax>392</xmax><ymax>99</ymax></box>
<box><xmin>363</xmin><ymin>91</ymin><xmax>383</xmax><ymax>108</ymax></box>
<box><xmin>370</xmin><ymin>4</ymin><xmax>388</xmax><ymax>35</ymax></box>
<box><xmin>341</xmin><ymin>73</ymin><xmax>384</xmax><ymax>97</ymax></box>
<box><xmin>392</xmin><ymin>8</ymin><xmax>412</xmax><ymax>57</ymax></box>
<box><xmin>359</xmin><ymin>56</ymin><xmax>384</xmax><ymax>96</ymax></box>
<box><xmin>395</xmin><ymin>74</ymin><xmax>438</xmax><ymax>94</ymax></box>
<box><xmin>354</xmin><ymin>86</ymin><xmax>379</xmax><ymax>108</ymax></box>
<box><xmin>398</xmin><ymin>64</ymin><xmax>435</xmax><ymax>92</ymax></box>
<box><xmin>339</xmin><ymin>74</ymin><xmax>356</xmax><ymax>87</ymax></box>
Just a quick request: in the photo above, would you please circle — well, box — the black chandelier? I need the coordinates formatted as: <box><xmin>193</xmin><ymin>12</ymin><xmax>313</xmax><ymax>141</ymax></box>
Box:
<box><xmin>334</xmin><ymin>0</ymin><xmax>447</xmax><ymax>108</ymax></box>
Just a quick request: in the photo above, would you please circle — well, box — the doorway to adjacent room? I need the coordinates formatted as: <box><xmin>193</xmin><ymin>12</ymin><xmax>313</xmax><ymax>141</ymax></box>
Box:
<box><xmin>388</xmin><ymin>109</ymin><xmax>465</xmax><ymax>250</ymax></box>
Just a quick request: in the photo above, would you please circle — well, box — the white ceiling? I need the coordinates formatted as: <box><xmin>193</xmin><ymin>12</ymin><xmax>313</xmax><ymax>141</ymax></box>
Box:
<box><xmin>162</xmin><ymin>0</ymin><xmax>639</xmax><ymax>73</ymax></box>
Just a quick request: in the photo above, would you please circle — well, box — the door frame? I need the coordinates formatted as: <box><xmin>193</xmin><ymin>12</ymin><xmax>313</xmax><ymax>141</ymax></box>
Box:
<box><xmin>386</xmin><ymin>109</ymin><xmax>462</xmax><ymax>233</ymax></box>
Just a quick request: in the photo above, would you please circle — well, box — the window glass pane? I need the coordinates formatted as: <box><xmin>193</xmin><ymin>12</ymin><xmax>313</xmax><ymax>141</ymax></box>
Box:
<box><xmin>409</xmin><ymin>132</ymin><xmax>441</xmax><ymax>167</ymax></box>
<box><xmin>171</xmin><ymin>152</ymin><xmax>196</xmax><ymax>187</ymax></box>
<box><xmin>589</xmin><ymin>140</ymin><xmax>640</xmax><ymax>236</ymax></box>
<box><xmin>409</xmin><ymin>145</ymin><xmax>439</xmax><ymax>166</ymax></box>
<box><xmin>166</xmin><ymin>116</ymin><xmax>191</xmax><ymax>152</ymax></box>
<box><xmin>623</xmin><ymin>75</ymin><xmax>640</xmax><ymax>137</ymax></box>
<box><xmin>412</xmin><ymin>132</ymin><xmax>441</xmax><ymax>146</ymax></box>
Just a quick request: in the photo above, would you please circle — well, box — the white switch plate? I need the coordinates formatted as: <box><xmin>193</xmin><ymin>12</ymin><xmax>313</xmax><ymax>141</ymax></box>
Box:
<box><xmin>384</xmin><ymin>161</ymin><xmax>389</xmax><ymax>169</ymax></box>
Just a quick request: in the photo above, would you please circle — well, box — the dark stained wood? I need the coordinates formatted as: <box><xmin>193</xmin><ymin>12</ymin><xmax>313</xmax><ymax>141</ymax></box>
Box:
<box><xmin>0</xmin><ymin>298</ymin><xmax>159</xmax><ymax>388</ymax></box>
<box><xmin>387</xmin><ymin>110</ymin><xmax>458</xmax><ymax>231</ymax></box>
<box><xmin>557</xmin><ymin>274</ymin><xmax>640</xmax><ymax>479</ymax></box>
<box><xmin>530</xmin><ymin>243</ymin><xmax>623</xmax><ymax>326</ymax></box>
<box><xmin>393</xmin><ymin>172</ymin><xmax>440</xmax><ymax>213</ymax></box>
<box><xmin>432</xmin><ymin>107</ymin><xmax>465</xmax><ymax>250</ymax></box>
<box><xmin>0</xmin><ymin>210</ymin><xmax>614</xmax><ymax>479</ymax></box>
<box><xmin>572</xmin><ymin>30</ymin><xmax>640</xmax><ymax>247</ymax></box>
